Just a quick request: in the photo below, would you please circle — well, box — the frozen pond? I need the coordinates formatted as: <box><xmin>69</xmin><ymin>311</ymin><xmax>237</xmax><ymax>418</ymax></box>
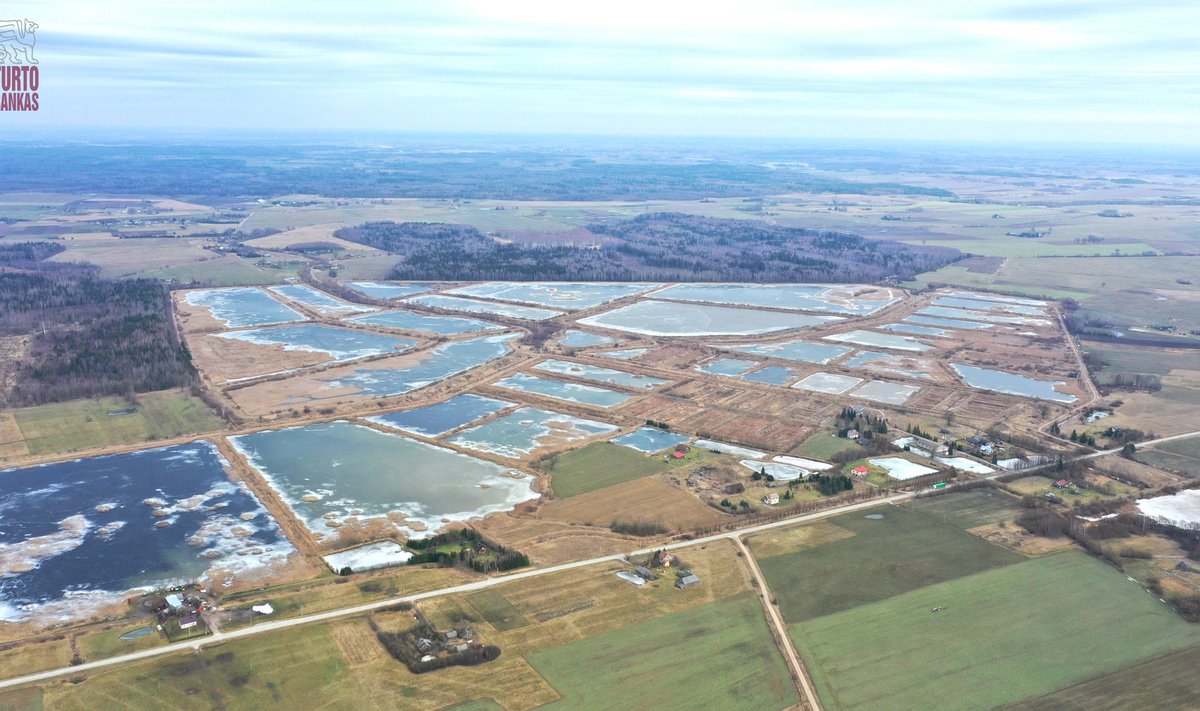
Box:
<box><xmin>741</xmin><ymin>366</ymin><xmax>800</xmax><ymax>386</ymax></box>
<box><xmin>728</xmin><ymin>339</ymin><xmax>851</xmax><ymax>365</ymax></box>
<box><xmin>653</xmin><ymin>284</ymin><xmax>896</xmax><ymax>315</ymax></box>
<box><xmin>1137</xmin><ymin>490</ymin><xmax>1200</xmax><ymax>530</ymax></box>
<box><xmin>850</xmin><ymin>380</ymin><xmax>921</xmax><ymax>405</ymax></box>
<box><xmin>578</xmin><ymin>300</ymin><xmax>840</xmax><ymax>336</ymax></box>
<box><xmin>869</xmin><ymin>457</ymin><xmax>938</xmax><ymax>480</ymax></box>
<box><xmin>407</xmin><ymin>294</ymin><xmax>564</xmax><ymax>321</ymax></box>
<box><xmin>933</xmin><ymin>296</ymin><xmax>1046</xmax><ymax>316</ymax></box>
<box><xmin>944</xmin><ymin>291</ymin><xmax>1046</xmax><ymax>307</ymax></box>
<box><xmin>269</xmin><ymin>285</ymin><xmax>376</xmax><ymax>315</ymax></box>
<box><xmin>951</xmin><ymin>364</ymin><xmax>1076</xmax><ymax>403</ymax></box>
<box><xmin>345</xmin><ymin>282</ymin><xmax>431</xmax><ymax>300</ymax></box>
<box><xmin>904</xmin><ymin>314</ymin><xmax>993</xmax><ymax>331</ymax></box>
<box><xmin>694</xmin><ymin>439</ymin><xmax>766</xmax><ymax>459</ymax></box>
<box><xmin>185</xmin><ymin>287</ymin><xmax>306</xmax><ymax>328</ymax></box>
<box><xmin>881</xmin><ymin>323</ymin><xmax>950</xmax><ymax>338</ymax></box>
<box><xmin>231</xmin><ymin>421</ymin><xmax>537</xmax><ymax>538</ymax></box>
<box><xmin>697</xmin><ymin>358</ymin><xmax>758</xmax><ymax>377</ymax></box>
<box><xmin>326</xmin><ymin>333</ymin><xmax>518</xmax><ymax>397</ymax></box>
<box><xmin>918</xmin><ymin>306</ymin><xmax>1050</xmax><ymax>327</ymax></box>
<box><xmin>823</xmin><ymin>330</ymin><xmax>933</xmax><ymax>352</ymax></box>
<box><xmin>843</xmin><ymin>351</ymin><xmax>933</xmax><ymax>380</ymax></box>
<box><xmin>0</xmin><ymin>441</ymin><xmax>294</xmax><ymax>622</ymax></box>
<box><xmin>368</xmin><ymin>394</ymin><xmax>514</xmax><ymax>438</ymax></box>
<box><xmin>792</xmin><ymin>372</ymin><xmax>865</xmax><ymax>395</ymax></box>
<box><xmin>740</xmin><ymin>460</ymin><xmax>808</xmax><ymax>481</ymax></box>
<box><xmin>348</xmin><ymin>309</ymin><xmax>502</xmax><ymax>335</ymax></box>
<box><xmin>494</xmin><ymin>373</ymin><xmax>631</xmax><ymax>408</ymax></box>
<box><xmin>448</xmin><ymin>408</ymin><xmax>618</xmax><ymax>459</ymax></box>
<box><xmin>595</xmin><ymin>348</ymin><xmax>649</xmax><ymax>360</ymax></box>
<box><xmin>447</xmin><ymin>282</ymin><xmax>653</xmax><ymax>310</ymax></box>
<box><xmin>534</xmin><ymin>359</ymin><xmax>668</xmax><ymax>389</ymax></box>
<box><xmin>558</xmin><ymin>330</ymin><xmax>618</xmax><ymax>348</ymax></box>
<box><xmin>323</xmin><ymin>541</ymin><xmax>413</xmax><ymax>573</ymax></box>
<box><xmin>216</xmin><ymin>324</ymin><xmax>416</xmax><ymax>363</ymax></box>
<box><xmin>611</xmin><ymin>427</ymin><xmax>691</xmax><ymax>453</ymax></box>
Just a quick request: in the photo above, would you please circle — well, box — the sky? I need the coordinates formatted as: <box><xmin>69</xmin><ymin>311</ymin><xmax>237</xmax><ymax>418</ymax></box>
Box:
<box><xmin>3</xmin><ymin>0</ymin><xmax>1198</xmax><ymax>144</ymax></box>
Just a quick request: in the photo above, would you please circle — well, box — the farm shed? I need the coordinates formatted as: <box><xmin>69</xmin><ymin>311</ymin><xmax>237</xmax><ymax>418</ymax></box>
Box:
<box><xmin>676</xmin><ymin>573</ymin><xmax>701</xmax><ymax>589</ymax></box>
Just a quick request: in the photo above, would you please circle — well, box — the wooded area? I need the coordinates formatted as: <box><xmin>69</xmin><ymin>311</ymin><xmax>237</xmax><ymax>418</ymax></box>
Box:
<box><xmin>337</xmin><ymin>213</ymin><xmax>961</xmax><ymax>283</ymax></box>
<box><xmin>0</xmin><ymin>243</ymin><xmax>198</xmax><ymax>406</ymax></box>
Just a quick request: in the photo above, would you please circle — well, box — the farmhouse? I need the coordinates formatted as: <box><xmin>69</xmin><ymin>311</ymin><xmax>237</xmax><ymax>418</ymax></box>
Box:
<box><xmin>178</xmin><ymin>614</ymin><xmax>199</xmax><ymax>630</ymax></box>
<box><xmin>907</xmin><ymin>434</ymin><xmax>950</xmax><ymax>455</ymax></box>
<box><xmin>1053</xmin><ymin>479</ymin><xmax>1070</xmax><ymax>488</ymax></box>
<box><xmin>658</xmin><ymin>551</ymin><xmax>676</xmax><ymax>567</ymax></box>
<box><xmin>676</xmin><ymin>573</ymin><xmax>701</xmax><ymax>589</ymax></box>
<box><xmin>762</xmin><ymin>493</ymin><xmax>780</xmax><ymax>506</ymax></box>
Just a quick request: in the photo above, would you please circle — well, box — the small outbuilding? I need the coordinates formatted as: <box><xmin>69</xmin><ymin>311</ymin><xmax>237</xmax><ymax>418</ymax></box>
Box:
<box><xmin>762</xmin><ymin>493</ymin><xmax>780</xmax><ymax>506</ymax></box>
<box><xmin>164</xmin><ymin>594</ymin><xmax>184</xmax><ymax>611</ymax></box>
<box><xmin>676</xmin><ymin>573</ymin><xmax>701</xmax><ymax>590</ymax></box>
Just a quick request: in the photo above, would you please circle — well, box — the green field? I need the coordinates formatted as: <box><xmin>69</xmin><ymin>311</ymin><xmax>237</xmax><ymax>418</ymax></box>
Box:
<box><xmin>528</xmin><ymin>592</ymin><xmax>798</xmax><ymax>711</ymax></box>
<box><xmin>793</xmin><ymin>552</ymin><xmax>1200</xmax><ymax>711</ymax></box>
<box><xmin>137</xmin><ymin>254</ymin><xmax>284</xmax><ymax>285</ymax></box>
<box><xmin>1136</xmin><ymin>435</ymin><xmax>1200</xmax><ymax>477</ymax></box>
<box><xmin>907</xmin><ymin>489</ymin><xmax>1025</xmax><ymax>530</ymax></box>
<box><xmin>540</xmin><ymin>441</ymin><xmax>672</xmax><ymax>498</ymax></box>
<box><xmin>5</xmin><ymin>390</ymin><xmax>225</xmax><ymax>459</ymax></box>
<box><xmin>1005</xmin><ymin>643</ymin><xmax>1200</xmax><ymax>710</ymax></box>
<box><xmin>904</xmin><ymin>239</ymin><xmax>1162</xmax><ymax>259</ymax></box>
<box><xmin>758</xmin><ymin>506</ymin><xmax>1022</xmax><ymax>623</ymax></box>
<box><xmin>789</xmin><ymin>431</ymin><xmax>862</xmax><ymax>460</ymax></box>
<box><xmin>464</xmin><ymin>589</ymin><xmax>530</xmax><ymax>631</ymax></box>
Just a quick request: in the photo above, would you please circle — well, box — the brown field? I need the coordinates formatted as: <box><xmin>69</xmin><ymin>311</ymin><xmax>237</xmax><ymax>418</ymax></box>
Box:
<box><xmin>744</xmin><ymin>520</ymin><xmax>856</xmax><ymax>558</ymax></box>
<box><xmin>967</xmin><ymin>523</ymin><xmax>1076</xmax><ymax>556</ymax></box>
<box><xmin>540</xmin><ymin>476</ymin><xmax>726</xmax><ymax>532</ymax></box>
<box><xmin>244</xmin><ymin>224</ymin><xmax>385</xmax><ymax>253</ymax></box>
<box><xmin>0</xmin><ymin>412</ymin><xmax>29</xmax><ymax>458</ymax></box>
<box><xmin>186</xmin><ymin>330</ymin><xmax>337</xmax><ymax>382</ymax></box>
<box><xmin>50</xmin><ymin>238</ymin><xmax>217</xmax><ymax>278</ymax></box>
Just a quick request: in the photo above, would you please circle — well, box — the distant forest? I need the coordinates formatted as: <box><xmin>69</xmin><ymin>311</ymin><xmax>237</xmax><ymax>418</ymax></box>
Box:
<box><xmin>0</xmin><ymin>243</ymin><xmax>197</xmax><ymax>406</ymax></box>
<box><xmin>0</xmin><ymin>143</ymin><xmax>952</xmax><ymax>201</ymax></box>
<box><xmin>336</xmin><ymin>213</ymin><xmax>961</xmax><ymax>283</ymax></box>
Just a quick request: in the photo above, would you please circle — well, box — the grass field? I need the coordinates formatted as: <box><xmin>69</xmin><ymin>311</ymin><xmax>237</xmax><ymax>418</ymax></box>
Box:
<box><xmin>527</xmin><ymin>592</ymin><xmax>797</xmax><ymax>711</ymax></box>
<box><xmin>77</xmin><ymin>624</ymin><xmax>163</xmax><ymax>661</ymax></box>
<box><xmin>793</xmin><ymin>552</ymin><xmax>1200</xmax><ymax>711</ymax></box>
<box><xmin>3</xmin><ymin>390</ymin><xmax>224</xmax><ymax>459</ymax></box>
<box><xmin>758</xmin><ymin>505</ymin><xmax>1022</xmax><ymax>623</ymax></box>
<box><xmin>789</xmin><ymin>431</ymin><xmax>861</xmax><ymax>461</ymax></box>
<box><xmin>1005</xmin><ymin>643</ymin><xmax>1200</xmax><ymax>710</ymax></box>
<box><xmin>136</xmin><ymin>254</ymin><xmax>284</xmax><ymax>285</ymax></box>
<box><xmin>906</xmin><ymin>489</ymin><xmax>1025</xmax><ymax>530</ymax></box>
<box><xmin>465</xmin><ymin>589</ymin><xmax>530</xmax><ymax>631</ymax></box>
<box><xmin>539</xmin><ymin>441</ymin><xmax>671</xmax><ymax>498</ymax></box>
<box><xmin>1136</xmin><ymin>435</ymin><xmax>1200</xmax><ymax>477</ymax></box>
<box><xmin>744</xmin><ymin>520</ymin><xmax>856</xmax><ymax>559</ymax></box>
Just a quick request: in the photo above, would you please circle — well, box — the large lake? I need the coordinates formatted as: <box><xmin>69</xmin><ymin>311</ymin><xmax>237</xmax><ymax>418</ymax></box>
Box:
<box><xmin>0</xmin><ymin>442</ymin><xmax>293</xmax><ymax>621</ymax></box>
<box><xmin>231</xmin><ymin>421</ymin><xmax>537</xmax><ymax>538</ymax></box>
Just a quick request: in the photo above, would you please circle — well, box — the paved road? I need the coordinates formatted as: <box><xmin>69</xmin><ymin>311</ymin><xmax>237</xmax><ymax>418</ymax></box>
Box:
<box><xmin>4</xmin><ymin>429</ymin><xmax>1197</xmax><ymax>693</ymax></box>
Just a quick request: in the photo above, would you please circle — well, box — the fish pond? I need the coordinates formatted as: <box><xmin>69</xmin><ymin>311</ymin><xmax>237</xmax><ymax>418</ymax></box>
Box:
<box><xmin>696</xmin><ymin>358</ymin><xmax>758</xmax><ymax>377</ymax></box>
<box><xmin>231</xmin><ymin>421</ymin><xmax>537</xmax><ymax>538</ymax></box>
<box><xmin>326</xmin><ymin>333</ymin><xmax>517</xmax><ymax>397</ymax></box>
<box><xmin>823</xmin><ymin>330</ymin><xmax>933</xmax><ymax>352</ymax></box>
<box><xmin>493</xmin><ymin>373</ymin><xmax>631</xmax><ymax>408</ymax></box>
<box><xmin>447</xmin><ymin>282</ymin><xmax>653</xmax><ymax>310</ymax></box>
<box><xmin>740</xmin><ymin>365</ymin><xmax>800</xmax><ymax>386</ymax></box>
<box><xmin>0</xmin><ymin>441</ymin><xmax>293</xmax><ymax>621</ymax></box>
<box><xmin>185</xmin><ymin>287</ymin><xmax>307</xmax><ymax>328</ymax></box>
<box><xmin>558</xmin><ymin>330</ymin><xmax>618</xmax><ymax>348</ymax></box>
<box><xmin>534</xmin><ymin>359</ymin><xmax>668</xmax><ymax>389</ymax></box>
<box><xmin>348</xmin><ymin>309</ymin><xmax>502</xmax><ymax>335</ymax></box>
<box><xmin>728</xmin><ymin>339</ymin><xmax>851</xmax><ymax>365</ymax></box>
<box><xmin>345</xmin><ymin>282</ymin><xmax>431</xmax><ymax>300</ymax></box>
<box><xmin>368</xmin><ymin>394</ymin><xmax>514</xmax><ymax>438</ymax></box>
<box><xmin>448</xmin><ymin>408</ymin><xmax>618</xmax><ymax>459</ymax></box>
<box><xmin>653</xmin><ymin>284</ymin><xmax>896</xmax><ymax>315</ymax></box>
<box><xmin>611</xmin><ymin>427</ymin><xmax>691</xmax><ymax>453</ymax></box>
<box><xmin>216</xmin><ymin>324</ymin><xmax>416</xmax><ymax>363</ymax></box>
<box><xmin>951</xmin><ymin>364</ymin><xmax>1076</xmax><ymax>403</ymax></box>
<box><xmin>407</xmin><ymin>294</ymin><xmax>564</xmax><ymax>321</ymax></box>
<box><xmin>269</xmin><ymin>284</ymin><xmax>376</xmax><ymax>315</ymax></box>
<box><xmin>578</xmin><ymin>300</ymin><xmax>839</xmax><ymax>336</ymax></box>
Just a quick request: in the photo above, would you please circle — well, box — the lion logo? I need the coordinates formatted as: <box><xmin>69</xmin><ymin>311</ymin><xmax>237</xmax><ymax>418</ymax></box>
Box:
<box><xmin>0</xmin><ymin>19</ymin><xmax>38</xmax><ymax>64</ymax></box>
